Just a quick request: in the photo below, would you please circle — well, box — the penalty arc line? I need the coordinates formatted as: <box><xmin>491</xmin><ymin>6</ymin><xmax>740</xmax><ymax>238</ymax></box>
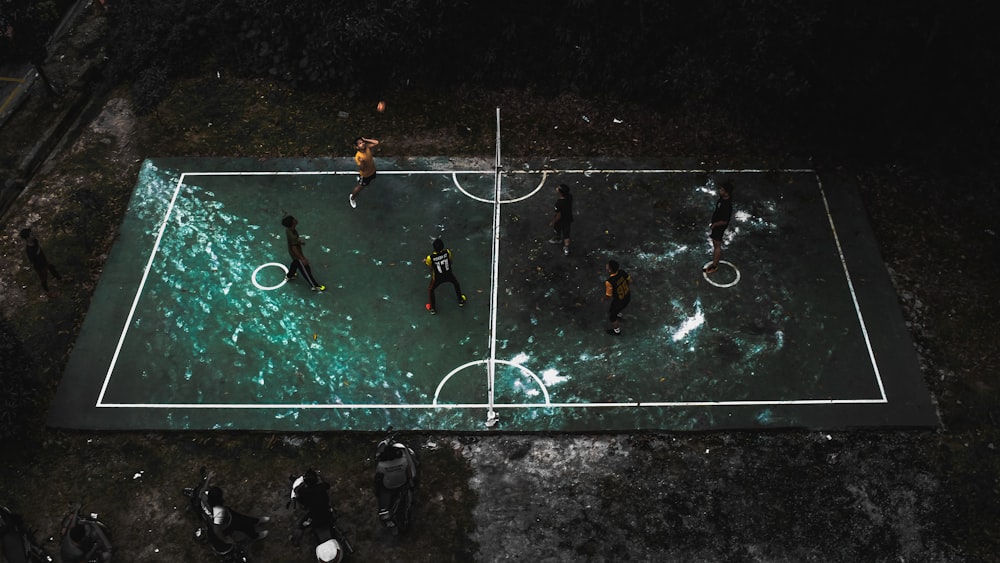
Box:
<box><xmin>431</xmin><ymin>359</ymin><xmax>552</xmax><ymax>407</ymax></box>
<box><xmin>451</xmin><ymin>170</ymin><xmax>550</xmax><ymax>204</ymax></box>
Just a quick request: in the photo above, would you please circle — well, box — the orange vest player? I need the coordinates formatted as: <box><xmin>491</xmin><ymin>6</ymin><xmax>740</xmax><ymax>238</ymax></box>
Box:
<box><xmin>602</xmin><ymin>259</ymin><xmax>632</xmax><ymax>335</ymax></box>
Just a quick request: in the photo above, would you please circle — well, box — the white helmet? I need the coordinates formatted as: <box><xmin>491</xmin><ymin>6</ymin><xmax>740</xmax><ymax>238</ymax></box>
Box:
<box><xmin>315</xmin><ymin>538</ymin><xmax>343</xmax><ymax>563</ymax></box>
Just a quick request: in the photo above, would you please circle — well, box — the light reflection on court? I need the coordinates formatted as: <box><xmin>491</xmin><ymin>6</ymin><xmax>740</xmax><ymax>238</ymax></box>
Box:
<box><xmin>48</xmin><ymin>157</ymin><xmax>937</xmax><ymax>431</ymax></box>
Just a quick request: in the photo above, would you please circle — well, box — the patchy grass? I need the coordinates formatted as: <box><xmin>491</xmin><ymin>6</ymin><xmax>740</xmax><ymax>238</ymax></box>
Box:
<box><xmin>139</xmin><ymin>66</ymin><xmax>780</xmax><ymax>164</ymax></box>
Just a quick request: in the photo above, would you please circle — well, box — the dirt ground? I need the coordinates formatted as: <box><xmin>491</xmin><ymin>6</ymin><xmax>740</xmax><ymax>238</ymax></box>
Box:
<box><xmin>2</xmin><ymin>6</ymin><xmax>999</xmax><ymax>563</ymax></box>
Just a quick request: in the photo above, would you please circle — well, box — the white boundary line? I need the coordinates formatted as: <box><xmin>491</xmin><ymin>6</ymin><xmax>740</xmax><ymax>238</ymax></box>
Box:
<box><xmin>96</xmin><ymin>398</ymin><xmax>883</xmax><ymax>409</ymax></box>
<box><xmin>142</xmin><ymin>168</ymin><xmax>818</xmax><ymax>177</ymax></box>
<box><xmin>95</xmin><ymin>165</ymin><xmax>888</xmax><ymax>409</ymax></box>
<box><xmin>95</xmin><ymin>172</ymin><xmax>189</xmax><ymax>404</ymax></box>
<box><xmin>816</xmin><ymin>173</ymin><xmax>887</xmax><ymax>401</ymax></box>
<box><xmin>485</xmin><ymin>108</ymin><xmax>502</xmax><ymax>426</ymax></box>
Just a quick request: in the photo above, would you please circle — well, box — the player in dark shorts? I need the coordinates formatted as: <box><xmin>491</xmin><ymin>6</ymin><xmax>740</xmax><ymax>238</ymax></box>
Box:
<box><xmin>548</xmin><ymin>183</ymin><xmax>573</xmax><ymax>256</ymax></box>
<box><xmin>281</xmin><ymin>215</ymin><xmax>325</xmax><ymax>291</ymax></box>
<box><xmin>602</xmin><ymin>259</ymin><xmax>632</xmax><ymax>335</ymax></box>
<box><xmin>704</xmin><ymin>181</ymin><xmax>733</xmax><ymax>274</ymax></box>
<box><xmin>424</xmin><ymin>238</ymin><xmax>466</xmax><ymax>314</ymax></box>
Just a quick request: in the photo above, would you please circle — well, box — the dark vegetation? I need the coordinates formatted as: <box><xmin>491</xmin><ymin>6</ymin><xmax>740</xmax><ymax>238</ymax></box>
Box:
<box><xmin>1</xmin><ymin>0</ymin><xmax>999</xmax><ymax>560</ymax></box>
<box><xmin>1</xmin><ymin>0</ymin><xmax>76</xmax><ymax>59</ymax></box>
<box><xmin>104</xmin><ymin>1</ymin><xmax>1000</xmax><ymax>155</ymax></box>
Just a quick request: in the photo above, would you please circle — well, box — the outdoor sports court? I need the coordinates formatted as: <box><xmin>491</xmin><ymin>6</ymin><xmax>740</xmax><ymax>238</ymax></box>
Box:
<box><xmin>49</xmin><ymin>114</ymin><xmax>937</xmax><ymax>432</ymax></box>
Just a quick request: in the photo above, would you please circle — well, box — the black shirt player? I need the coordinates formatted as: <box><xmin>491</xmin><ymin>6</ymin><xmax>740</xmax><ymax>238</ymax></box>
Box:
<box><xmin>424</xmin><ymin>238</ymin><xmax>467</xmax><ymax>314</ymax></box>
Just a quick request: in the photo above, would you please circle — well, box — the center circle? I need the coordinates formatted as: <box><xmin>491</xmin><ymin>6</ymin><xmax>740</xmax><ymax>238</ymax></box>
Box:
<box><xmin>252</xmin><ymin>262</ymin><xmax>289</xmax><ymax>291</ymax></box>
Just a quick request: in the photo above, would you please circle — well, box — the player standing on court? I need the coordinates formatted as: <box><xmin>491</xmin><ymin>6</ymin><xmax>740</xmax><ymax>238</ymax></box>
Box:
<box><xmin>425</xmin><ymin>238</ymin><xmax>467</xmax><ymax>315</ymax></box>
<box><xmin>350</xmin><ymin>136</ymin><xmax>380</xmax><ymax>208</ymax></box>
<box><xmin>602</xmin><ymin>259</ymin><xmax>631</xmax><ymax>335</ymax></box>
<box><xmin>281</xmin><ymin>215</ymin><xmax>325</xmax><ymax>291</ymax></box>
<box><xmin>548</xmin><ymin>183</ymin><xmax>573</xmax><ymax>256</ymax></box>
<box><xmin>704</xmin><ymin>181</ymin><xmax>733</xmax><ymax>274</ymax></box>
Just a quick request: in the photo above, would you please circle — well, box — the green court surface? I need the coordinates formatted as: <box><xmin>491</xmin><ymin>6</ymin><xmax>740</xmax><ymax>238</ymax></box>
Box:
<box><xmin>48</xmin><ymin>156</ymin><xmax>937</xmax><ymax>431</ymax></box>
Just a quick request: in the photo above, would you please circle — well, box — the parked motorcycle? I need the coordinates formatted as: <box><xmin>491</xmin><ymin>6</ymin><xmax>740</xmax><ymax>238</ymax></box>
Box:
<box><xmin>288</xmin><ymin>469</ymin><xmax>353</xmax><ymax>561</ymax></box>
<box><xmin>58</xmin><ymin>504</ymin><xmax>112</xmax><ymax>563</ymax></box>
<box><xmin>0</xmin><ymin>504</ymin><xmax>53</xmax><ymax>563</ymax></box>
<box><xmin>182</xmin><ymin>468</ymin><xmax>251</xmax><ymax>563</ymax></box>
<box><xmin>372</xmin><ymin>428</ymin><xmax>420</xmax><ymax>535</ymax></box>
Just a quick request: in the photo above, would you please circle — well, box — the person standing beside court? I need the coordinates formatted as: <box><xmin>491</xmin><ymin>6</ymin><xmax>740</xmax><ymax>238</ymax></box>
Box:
<box><xmin>425</xmin><ymin>238</ymin><xmax>466</xmax><ymax>315</ymax></box>
<box><xmin>704</xmin><ymin>181</ymin><xmax>733</xmax><ymax>274</ymax></box>
<box><xmin>281</xmin><ymin>215</ymin><xmax>325</xmax><ymax>291</ymax></box>
<box><xmin>350</xmin><ymin>136</ymin><xmax>380</xmax><ymax>208</ymax></box>
<box><xmin>19</xmin><ymin>227</ymin><xmax>61</xmax><ymax>294</ymax></box>
<box><xmin>548</xmin><ymin>183</ymin><xmax>573</xmax><ymax>256</ymax></box>
<box><xmin>602</xmin><ymin>259</ymin><xmax>631</xmax><ymax>335</ymax></box>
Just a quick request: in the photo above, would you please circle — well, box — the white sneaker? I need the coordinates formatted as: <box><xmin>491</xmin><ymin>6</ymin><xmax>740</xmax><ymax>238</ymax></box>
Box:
<box><xmin>349</xmin><ymin>194</ymin><xmax>357</xmax><ymax>209</ymax></box>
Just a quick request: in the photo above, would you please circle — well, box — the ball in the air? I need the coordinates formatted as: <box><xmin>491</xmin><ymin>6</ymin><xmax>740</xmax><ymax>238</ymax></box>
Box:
<box><xmin>377</xmin><ymin>101</ymin><xmax>386</xmax><ymax>112</ymax></box>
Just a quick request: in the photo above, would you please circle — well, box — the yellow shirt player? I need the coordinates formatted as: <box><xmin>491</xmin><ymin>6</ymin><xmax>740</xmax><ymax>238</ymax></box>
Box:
<box><xmin>350</xmin><ymin>136</ymin><xmax>379</xmax><ymax>208</ymax></box>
